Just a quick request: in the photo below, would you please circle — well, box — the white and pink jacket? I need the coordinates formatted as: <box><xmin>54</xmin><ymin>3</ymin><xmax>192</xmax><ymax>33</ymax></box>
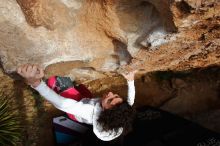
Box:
<box><xmin>33</xmin><ymin>80</ymin><xmax>135</xmax><ymax>141</ymax></box>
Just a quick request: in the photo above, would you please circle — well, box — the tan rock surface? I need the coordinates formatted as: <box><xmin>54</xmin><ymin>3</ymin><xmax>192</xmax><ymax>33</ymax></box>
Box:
<box><xmin>1</xmin><ymin>0</ymin><xmax>178</xmax><ymax>77</ymax></box>
<box><xmin>1</xmin><ymin>0</ymin><xmax>214</xmax><ymax>78</ymax></box>
<box><xmin>0</xmin><ymin>0</ymin><xmax>220</xmax><ymax>145</ymax></box>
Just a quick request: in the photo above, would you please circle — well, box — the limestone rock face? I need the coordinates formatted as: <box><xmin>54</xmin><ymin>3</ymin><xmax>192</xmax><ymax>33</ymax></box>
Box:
<box><xmin>0</xmin><ymin>0</ymin><xmax>219</xmax><ymax>79</ymax></box>
<box><xmin>122</xmin><ymin>0</ymin><xmax>220</xmax><ymax>73</ymax></box>
<box><xmin>0</xmin><ymin>1</ymin><xmax>219</xmax><ymax>145</ymax></box>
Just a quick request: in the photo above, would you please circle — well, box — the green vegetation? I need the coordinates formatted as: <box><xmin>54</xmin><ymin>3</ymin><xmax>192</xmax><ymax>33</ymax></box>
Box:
<box><xmin>0</xmin><ymin>93</ymin><xmax>21</xmax><ymax>146</ymax></box>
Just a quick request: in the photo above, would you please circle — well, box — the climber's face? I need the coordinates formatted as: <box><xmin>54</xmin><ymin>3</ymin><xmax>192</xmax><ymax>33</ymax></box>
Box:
<box><xmin>101</xmin><ymin>92</ymin><xmax>123</xmax><ymax>110</ymax></box>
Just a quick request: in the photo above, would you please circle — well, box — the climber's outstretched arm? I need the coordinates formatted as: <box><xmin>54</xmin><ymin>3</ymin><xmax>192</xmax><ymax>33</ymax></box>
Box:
<box><xmin>17</xmin><ymin>64</ymin><xmax>94</xmax><ymax>120</ymax></box>
<box><xmin>16</xmin><ymin>64</ymin><xmax>78</xmax><ymax>107</ymax></box>
<box><xmin>121</xmin><ymin>70</ymin><xmax>137</xmax><ymax>106</ymax></box>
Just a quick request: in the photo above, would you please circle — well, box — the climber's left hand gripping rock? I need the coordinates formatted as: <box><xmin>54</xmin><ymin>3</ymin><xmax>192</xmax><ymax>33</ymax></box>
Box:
<box><xmin>17</xmin><ymin>64</ymin><xmax>44</xmax><ymax>87</ymax></box>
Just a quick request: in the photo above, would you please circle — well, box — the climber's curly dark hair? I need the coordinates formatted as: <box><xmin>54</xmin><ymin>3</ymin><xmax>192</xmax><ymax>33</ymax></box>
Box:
<box><xmin>97</xmin><ymin>101</ymin><xmax>136</xmax><ymax>134</ymax></box>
